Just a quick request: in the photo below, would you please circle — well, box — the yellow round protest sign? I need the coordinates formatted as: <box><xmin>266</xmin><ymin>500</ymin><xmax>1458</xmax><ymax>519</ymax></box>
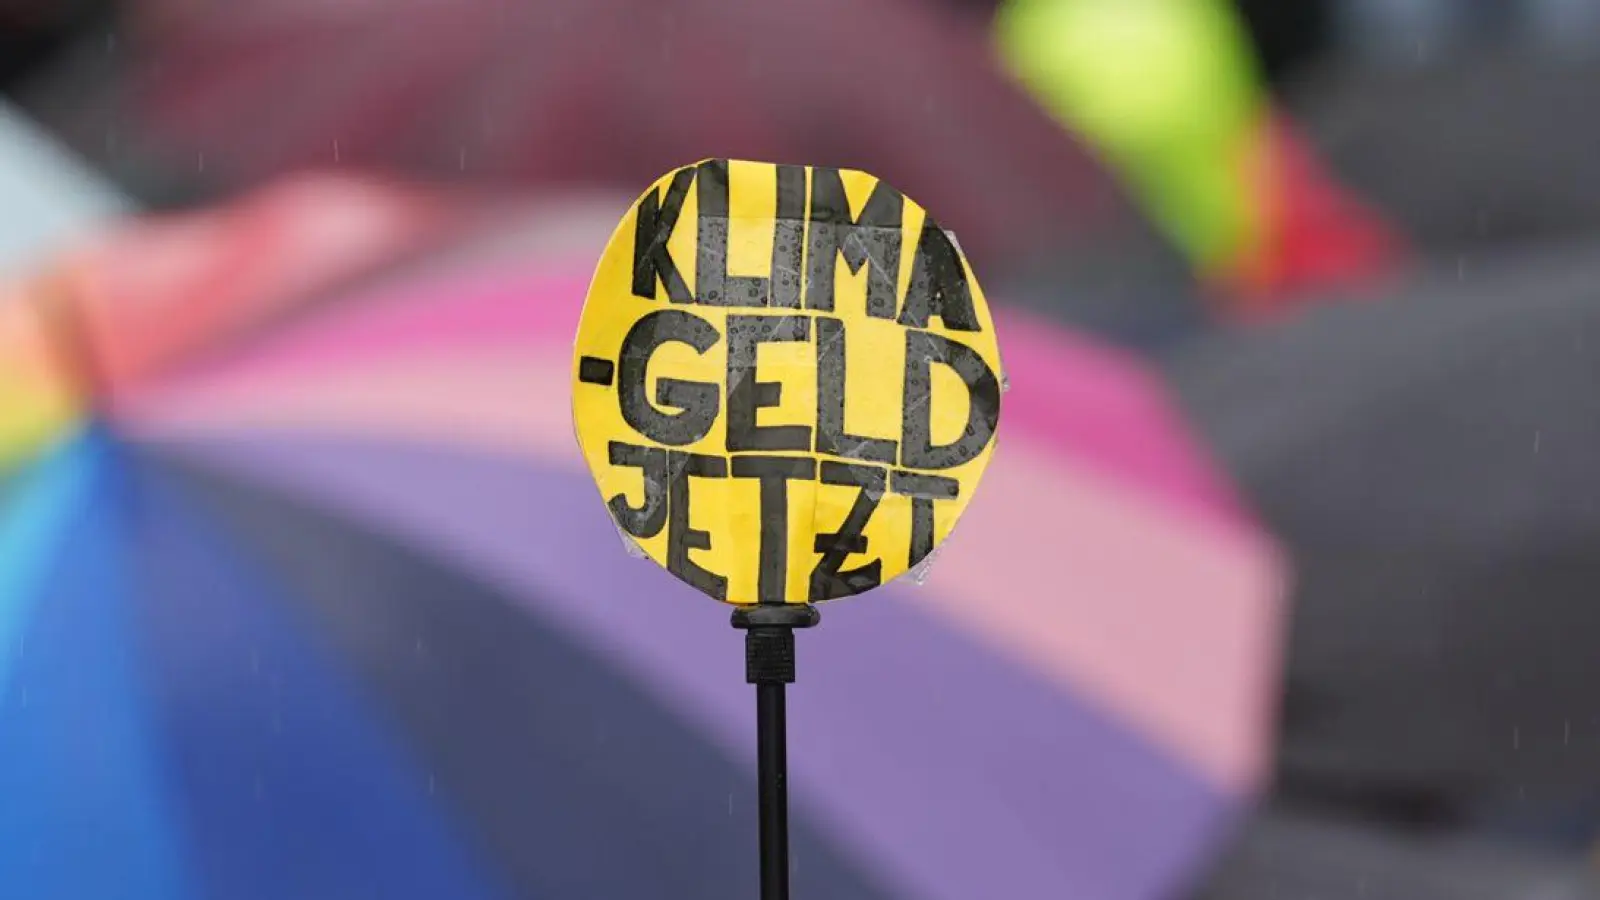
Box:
<box><xmin>572</xmin><ymin>160</ymin><xmax>1003</xmax><ymax>606</ymax></box>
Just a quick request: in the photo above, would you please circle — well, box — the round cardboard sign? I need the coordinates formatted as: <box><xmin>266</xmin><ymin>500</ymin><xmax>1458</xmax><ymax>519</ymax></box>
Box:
<box><xmin>572</xmin><ymin>159</ymin><xmax>1003</xmax><ymax>606</ymax></box>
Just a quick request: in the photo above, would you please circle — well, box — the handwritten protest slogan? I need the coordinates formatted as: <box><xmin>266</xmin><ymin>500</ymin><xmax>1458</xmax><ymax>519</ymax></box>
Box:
<box><xmin>573</xmin><ymin>160</ymin><xmax>1004</xmax><ymax>605</ymax></box>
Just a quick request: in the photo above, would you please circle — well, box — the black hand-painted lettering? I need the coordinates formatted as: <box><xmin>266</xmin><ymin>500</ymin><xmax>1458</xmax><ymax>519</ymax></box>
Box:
<box><xmin>814</xmin><ymin>316</ymin><xmax>897</xmax><ymax>463</ymax></box>
<box><xmin>618</xmin><ymin>309</ymin><xmax>720</xmax><ymax>446</ymax></box>
<box><xmin>726</xmin><ymin>314</ymin><xmax>812</xmax><ymax>452</ymax></box>
<box><xmin>732</xmin><ymin>455</ymin><xmax>817</xmax><ymax>604</ymax></box>
<box><xmin>667</xmin><ymin>451</ymin><xmax>729</xmax><ymax>601</ymax></box>
<box><xmin>891</xmin><ymin>470</ymin><xmax>959</xmax><ymax>568</ymax></box>
<box><xmin>606</xmin><ymin>441</ymin><xmax>669</xmax><ymax>538</ymax></box>
<box><xmin>899</xmin><ymin>220</ymin><xmax>981</xmax><ymax>331</ymax></box>
<box><xmin>805</xmin><ymin>168</ymin><xmax>903</xmax><ymax>318</ymax></box>
<box><xmin>769</xmin><ymin>164</ymin><xmax>807</xmax><ymax>309</ymax></box>
<box><xmin>809</xmin><ymin>461</ymin><xmax>885</xmax><ymax>602</ymax></box>
<box><xmin>900</xmin><ymin>330</ymin><xmax>1000</xmax><ymax>469</ymax></box>
<box><xmin>578</xmin><ymin>356</ymin><xmax>616</xmax><ymax>386</ymax></box>
<box><xmin>631</xmin><ymin>167</ymin><xmax>695</xmax><ymax>303</ymax></box>
<box><xmin>696</xmin><ymin>159</ymin><xmax>771</xmax><ymax>307</ymax></box>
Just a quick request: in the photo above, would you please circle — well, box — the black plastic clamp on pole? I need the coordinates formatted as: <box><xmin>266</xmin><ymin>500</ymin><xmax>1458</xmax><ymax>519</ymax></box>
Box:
<box><xmin>732</xmin><ymin>604</ymin><xmax>819</xmax><ymax>900</ymax></box>
<box><xmin>732</xmin><ymin>604</ymin><xmax>821</xmax><ymax>684</ymax></box>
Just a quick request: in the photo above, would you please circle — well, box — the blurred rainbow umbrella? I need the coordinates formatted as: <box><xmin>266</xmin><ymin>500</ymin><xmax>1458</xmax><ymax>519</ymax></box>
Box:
<box><xmin>0</xmin><ymin>174</ymin><xmax>1283</xmax><ymax>899</ymax></box>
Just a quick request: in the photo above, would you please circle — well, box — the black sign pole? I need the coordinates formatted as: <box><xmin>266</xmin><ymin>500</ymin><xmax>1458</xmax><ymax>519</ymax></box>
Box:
<box><xmin>732</xmin><ymin>604</ymin><xmax>821</xmax><ymax>900</ymax></box>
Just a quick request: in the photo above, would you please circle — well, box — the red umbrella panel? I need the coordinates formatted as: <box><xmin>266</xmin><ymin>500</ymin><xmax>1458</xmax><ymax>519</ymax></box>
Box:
<box><xmin>23</xmin><ymin>0</ymin><xmax>1189</xmax><ymax>296</ymax></box>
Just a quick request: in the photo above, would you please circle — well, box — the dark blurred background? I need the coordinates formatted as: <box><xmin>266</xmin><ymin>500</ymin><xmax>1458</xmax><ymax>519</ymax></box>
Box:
<box><xmin>5</xmin><ymin>2</ymin><xmax>1600</xmax><ymax>898</ymax></box>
